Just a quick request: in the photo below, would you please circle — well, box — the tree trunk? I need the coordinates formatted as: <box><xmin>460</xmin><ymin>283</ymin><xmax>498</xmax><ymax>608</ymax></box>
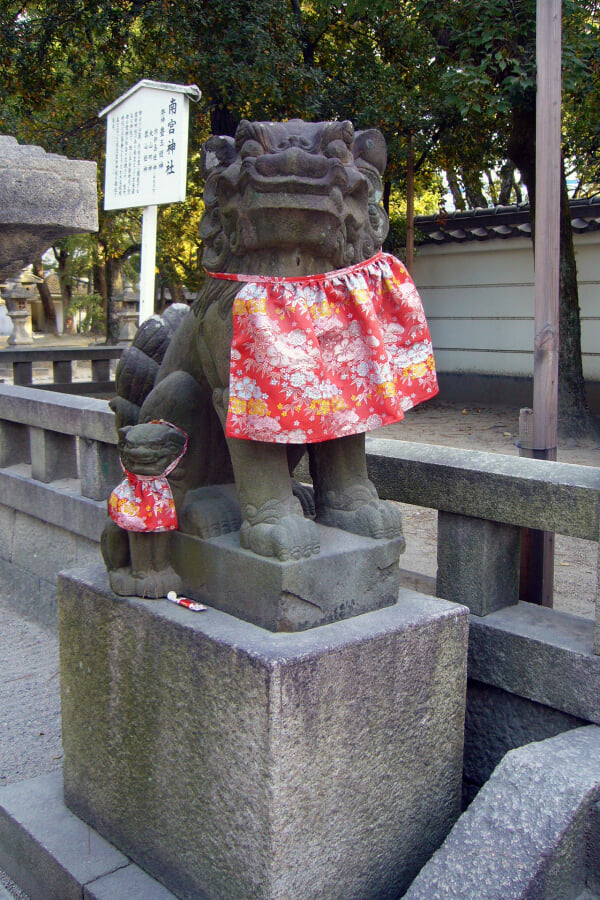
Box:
<box><xmin>461</xmin><ymin>169</ymin><xmax>487</xmax><ymax>209</ymax></box>
<box><xmin>445</xmin><ymin>170</ymin><xmax>466</xmax><ymax>210</ymax></box>
<box><xmin>104</xmin><ymin>257</ymin><xmax>121</xmax><ymax>345</ymax></box>
<box><xmin>167</xmin><ymin>282</ymin><xmax>186</xmax><ymax>303</ymax></box>
<box><xmin>498</xmin><ymin>162</ymin><xmax>516</xmax><ymax>205</ymax></box>
<box><xmin>54</xmin><ymin>246</ymin><xmax>72</xmax><ymax>308</ymax></box>
<box><xmin>558</xmin><ymin>162</ymin><xmax>589</xmax><ymax>435</ymax></box>
<box><xmin>209</xmin><ymin>104</ymin><xmax>239</xmax><ymax>137</ymax></box>
<box><xmin>32</xmin><ymin>257</ymin><xmax>58</xmax><ymax>333</ymax></box>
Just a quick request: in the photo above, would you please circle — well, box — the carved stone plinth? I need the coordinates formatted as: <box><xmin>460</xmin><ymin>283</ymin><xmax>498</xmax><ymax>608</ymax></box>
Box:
<box><xmin>58</xmin><ymin>566</ymin><xmax>468</xmax><ymax>900</ymax></box>
<box><xmin>173</xmin><ymin>524</ymin><xmax>404</xmax><ymax>631</ymax></box>
<box><xmin>6</xmin><ymin>308</ymin><xmax>33</xmax><ymax>345</ymax></box>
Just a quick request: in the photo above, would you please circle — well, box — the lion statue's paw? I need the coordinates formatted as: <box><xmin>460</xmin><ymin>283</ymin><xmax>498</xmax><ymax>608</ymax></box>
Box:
<box><xmin>316</xmin><ymin>483</ymin><xmax>405</xmax><ymax>545</ymax></box>
<box><xmin>240</xmin><ymin>497</ymin><xmax>320</xmax><ymax>561</ymax></box>
<box><xmin>109</xmin><ymin>565</ymin><xmax>182</xmax><ymax>600</ymax></box>
<box><xmin>179</xmin><ymin>484</ymin><xmax>242</xmax><ymax>539</ymax></box>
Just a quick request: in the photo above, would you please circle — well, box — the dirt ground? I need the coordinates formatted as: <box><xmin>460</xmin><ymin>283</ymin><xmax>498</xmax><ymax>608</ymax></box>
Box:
<box><xmin>377</xmin><ymin>400</ymin><xmax>600</xmax><ymax>620</ymax></box>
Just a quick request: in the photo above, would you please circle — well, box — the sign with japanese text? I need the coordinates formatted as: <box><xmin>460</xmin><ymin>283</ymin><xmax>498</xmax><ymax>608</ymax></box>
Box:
<box><xmin>100</xmin><ymin>81</ymin><xmax>200</xmax><ymax>211</ymax></box>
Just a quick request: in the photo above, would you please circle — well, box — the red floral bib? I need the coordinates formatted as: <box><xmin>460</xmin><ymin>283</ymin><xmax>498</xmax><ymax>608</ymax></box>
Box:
<box><xmin>108</xmin><ymin>423</ymin><xmax>188</xmax><ymax>533</ymax></box>
<box><xmin>210</xmin><ymin>252</ymin><xmax>438</xmax><ymax>444</ymax></box>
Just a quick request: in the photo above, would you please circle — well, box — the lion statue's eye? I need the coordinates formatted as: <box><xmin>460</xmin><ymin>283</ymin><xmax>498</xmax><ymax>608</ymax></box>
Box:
<box><xmin>240</xmin><ymin>140</ymin><xmax>264</xmax><ymax>159</ymax></box>
<box><xmin>325</xmin><ymin>140</ymin><xmax>352</xmax><ymax>163</ymax></box>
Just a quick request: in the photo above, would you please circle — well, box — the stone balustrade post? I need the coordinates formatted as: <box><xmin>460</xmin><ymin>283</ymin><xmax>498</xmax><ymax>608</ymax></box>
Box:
<box><xmin>0</xmin><ymin>420</ymin><xmax>31</xmax><ymax>467</ymax></box>
<box><xmin>12</xmin><ymin>361</ymin><xmax>33</xmax><ymax>386</ymax></box>
<box><xmin>29</xmin><ymin>426</ymin><xmax>78</xmax><ymax>483</ymax></box>
<box><xmin>78</xmin><ymin>437</ymin><xmax>121</xmax><ymax>501</ymax></box>
<box><xmin>436</xmin><ymin>512</ymin><xmax>522</xmax><ymax>616</ymax></box>
<box><xmin>91</xmin><ymin>359</ymin><xmax>110</xmax><ymax>382</ymax></box>
<box><xmin>52</xmin><ymin>360</ymin><xmax>73</xmax><ymax>383</ymax></box>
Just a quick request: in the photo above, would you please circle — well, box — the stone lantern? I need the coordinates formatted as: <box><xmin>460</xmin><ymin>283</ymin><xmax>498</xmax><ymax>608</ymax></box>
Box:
<box><xmin>1</xmin><ymin>266</ymin><xmax>43</xmax><ymax>345</ymax></box>
<box><xmin>117</xmin><ymin>280</ymin><xmax>140</xmax><ymax>343</ymax></box>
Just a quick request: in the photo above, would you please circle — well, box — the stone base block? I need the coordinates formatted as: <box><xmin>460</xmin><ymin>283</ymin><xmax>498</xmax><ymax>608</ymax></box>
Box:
<box><xmin>0</xmin><ymin>772</ymin><xmax>177</xmax><ymax>900</ymax></box>
<box><xmin>173</xmin><ymin>524</ymin><xmax>404</xmax><ymax>631</ymax></box>
<box><xmin>58</xmin><ymin>566</ymin><xmax>468</xmax><ymax>900</ymax></box>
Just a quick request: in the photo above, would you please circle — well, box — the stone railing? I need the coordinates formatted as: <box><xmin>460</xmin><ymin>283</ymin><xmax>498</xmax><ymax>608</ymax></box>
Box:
<box><xmin>366</xmin><ymin>438</ymin><xmax>600</xmax><ymax>614</ymax></box>
<box><xmin>0</xmin><ymin>384</ymin><xmax>598</xmax><ymax>649</ymax></box>
<box><xmin>0</xmin><ymin>346</ymin><xmax>122</xmax><ymax>393</ymax></box>
<box><xmin>0</xmin><ymin>385</ymin><xmax>119</xmax><ymax>622</ymax></box>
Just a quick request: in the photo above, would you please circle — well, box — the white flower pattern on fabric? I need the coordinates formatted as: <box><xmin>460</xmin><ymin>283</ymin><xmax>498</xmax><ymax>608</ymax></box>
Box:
<box><xmin>209</xmin><ymin>252</ymin><xmax>438</xmax><ymax>443</ymax></box>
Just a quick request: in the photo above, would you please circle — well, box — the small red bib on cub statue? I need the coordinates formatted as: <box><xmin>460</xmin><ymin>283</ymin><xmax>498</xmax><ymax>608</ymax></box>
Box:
<box><xmin>108</xmin><ymin>424</ymin><xmax>188</xmax><ymax>533</ymax></box>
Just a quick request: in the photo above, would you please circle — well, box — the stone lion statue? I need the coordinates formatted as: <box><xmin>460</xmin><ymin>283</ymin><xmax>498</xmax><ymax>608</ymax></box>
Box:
<box><xmin>103</xmin><ymin>118</ymin><xmax>438</xmax><ymax>597</ymax></box>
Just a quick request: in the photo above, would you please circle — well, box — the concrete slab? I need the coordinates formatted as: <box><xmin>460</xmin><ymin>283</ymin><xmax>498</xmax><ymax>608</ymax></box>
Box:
<box><xmin>0</xmin><ymin>772</ymin><xmax>178</xmax><ymax>900</ymax></box>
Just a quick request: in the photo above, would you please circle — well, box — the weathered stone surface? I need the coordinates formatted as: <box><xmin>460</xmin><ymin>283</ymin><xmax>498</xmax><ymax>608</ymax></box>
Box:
<box><xmin>0</xmin><ymin>557</ymin><xmax>57</xmax><ymax>626</ymax></box>
<box><xmin>0</xmin><ymin>502</ymin><xmax>102</xmax><ymax>625</ymax></box>
<box><xmin>468</xmin><ymin>602</ymin><xmax>600</xmax><ymax>724</ymax></box>
<box><xmin>59</xmin><ymin>565</ymin><xmax>468</xmax><ymax>900</ymax></box>
<box><xmin>0</xmin><ymin>772</ymin><xmax>177</xmax><ymax>900</ymax></box>
<box><xmin>366</xmin><ymin>437</ymin><xmax>600</xmax><ymax>540</ymax></box>
<box><xmin>30</xmin><ymin>426</ymin><xmax>78</xmax><ymax>483</ymax></box>
<box><xmin>173</xmin><ymin>525</ymin><xmax>404</xmax><ymax>630</ymax></box>
<box><xmin>78</xmin><ymin>436</ymin><xmax>122</xmax><ymax>501</ymax></box>
<box><xmin>464</xmin><ymin>679</ymin><xmax>587</xmax><ymax>800</ymax></box>
<box><xmin>0</xmin><ymin>385</ymin><xmax>117</xmax><ymax>445</ymax></box>
<box><xmin>0</xmin><ymin>469</ymin><xmax>106</xmax><ymax>542</ymax></box>
<box><xmin>0</xmin><ymin>772</ymin><xmax>128</xmax><ymax>900</ymax></box>
<box><xmin>0</xmin><ymin>136</ymin><xmax>97</xmax><ymax>280</ymax></box>
<box><xmin>0</xmin><ymin>504</ymin><xmax>16</xmax><ymax>561</ymax></box>
<box><xmin>596</xmin><ymin>548</ymin><xmax>600</xmax><ymax>655</ymax></box>
<box><xmin>0</xmin><ymin>419</ymin><xmax>30</xmax><ymax>467</ymax></box>
<box><xmin>436</xmin><ymin>511</ymin><xmax>520</xmax><ymax>615</ymax></box>
<box><xmin>404</xmin><ymin>726</ymin><xmax>600</xmax><ymax>900</ymax></box>
<box><xmin>84</xmin><ymin>865</ymin><xmax>179</xmax><ymax>900</ymax></box>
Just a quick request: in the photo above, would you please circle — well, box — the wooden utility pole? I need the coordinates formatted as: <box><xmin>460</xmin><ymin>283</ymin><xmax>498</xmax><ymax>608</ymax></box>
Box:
<box><xmin>520</xmin><ymin>0</ymin><xmax>561</xmax><ymax>606</ymax></box>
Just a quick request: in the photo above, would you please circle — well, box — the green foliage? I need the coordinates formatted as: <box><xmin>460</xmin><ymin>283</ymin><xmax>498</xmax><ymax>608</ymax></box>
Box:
<box><xmin>67</xmin><ymin>292</ymin><xmax>106</xmax><ymax>334</ymax></box>
<box><xmin>1</xmin><ymin>0</ymin><xmax>599</xmax><ymax>298</ymax></box>
<box><xmin>385</xmin><ymin>180</ymin><xmax>444</xmax><ymax>256</ymax></box>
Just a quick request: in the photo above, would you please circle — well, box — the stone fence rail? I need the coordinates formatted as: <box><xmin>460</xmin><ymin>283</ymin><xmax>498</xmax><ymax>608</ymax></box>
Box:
<box><xmin>0</xmin><ymin>383</ymin><xmax>598</xmax><ymax>638</ymax></box>
<box><xmin>0</xmin><ymin>345</ymin><xmax>122</xmax><ymax>392</ymax></box>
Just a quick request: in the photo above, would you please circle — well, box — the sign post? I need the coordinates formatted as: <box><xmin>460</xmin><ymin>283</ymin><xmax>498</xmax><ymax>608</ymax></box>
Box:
<box><xmin>140</xmin><ymin>204</ymin><xmax>158</xmax><ymax>322</ymax></box>
<box><xmin>99</xmin><ymin>80</ymin><xmax>201</xmax><ymax>324</ymax></box>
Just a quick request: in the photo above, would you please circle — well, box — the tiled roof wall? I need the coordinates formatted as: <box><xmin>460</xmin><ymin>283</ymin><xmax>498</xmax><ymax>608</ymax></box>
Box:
<box><xmin>415</xmin><ymin>198</ymin><xmax>600</xmax><ymax>244</ymax></box>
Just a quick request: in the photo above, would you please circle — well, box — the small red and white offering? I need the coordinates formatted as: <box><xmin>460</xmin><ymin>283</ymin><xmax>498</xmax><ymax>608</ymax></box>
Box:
<box><xmin>166</xmin><ymin>591</ymin><xmax>206</xmax><ymax>613</ymax></box>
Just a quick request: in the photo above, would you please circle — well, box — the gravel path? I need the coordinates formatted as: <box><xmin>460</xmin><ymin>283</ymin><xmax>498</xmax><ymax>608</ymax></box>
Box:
<box><xmin>0</xmin><ymin>606</ymin><xmax>60</xmax><ymax>899</ymax></box>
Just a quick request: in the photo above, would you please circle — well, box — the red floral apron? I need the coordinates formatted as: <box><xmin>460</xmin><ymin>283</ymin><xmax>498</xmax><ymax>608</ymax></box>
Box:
<box><xmin>208</xmin><ymin>252</ymin><xmax>438</xmax><ymax>444</ymax></box>
<box><xmin>108</xmin><ymin>422</ymin><xmax>188</xmax><ymax>532</ymax></box>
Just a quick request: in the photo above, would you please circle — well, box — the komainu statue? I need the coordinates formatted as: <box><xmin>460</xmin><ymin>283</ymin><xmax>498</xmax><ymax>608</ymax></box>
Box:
<box><xmin>103</xmin><ymin>119</ymin><xmax>438</xmax><ymax>603</ymax></box>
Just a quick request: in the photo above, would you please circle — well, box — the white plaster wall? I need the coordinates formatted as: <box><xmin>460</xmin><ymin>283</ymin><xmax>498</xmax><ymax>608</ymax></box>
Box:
<box><xmin>413</xmin><ymin>232</ymin><xmax>600</xmax><ymax>381</ymax></box>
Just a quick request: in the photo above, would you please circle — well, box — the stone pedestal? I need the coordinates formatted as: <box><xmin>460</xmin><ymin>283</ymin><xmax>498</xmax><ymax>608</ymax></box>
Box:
<box><xmin>58</xmin><ymin>566</ymin><xmax>468</xmax><ymax>900</ymax></box>
<box><xmin>6</xmin><ymin>307</ymin><xmax>33</xmax><ymax>344</ymax></box>
<box><xmin>173</xmin><ymin>525</ymin><xmax>405</xmax><ymax>631</ymax></box>
<box><xmin>118</xmin><ymin>308</ymin><xmax>139</xmax><ymax>342</ymax></box>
